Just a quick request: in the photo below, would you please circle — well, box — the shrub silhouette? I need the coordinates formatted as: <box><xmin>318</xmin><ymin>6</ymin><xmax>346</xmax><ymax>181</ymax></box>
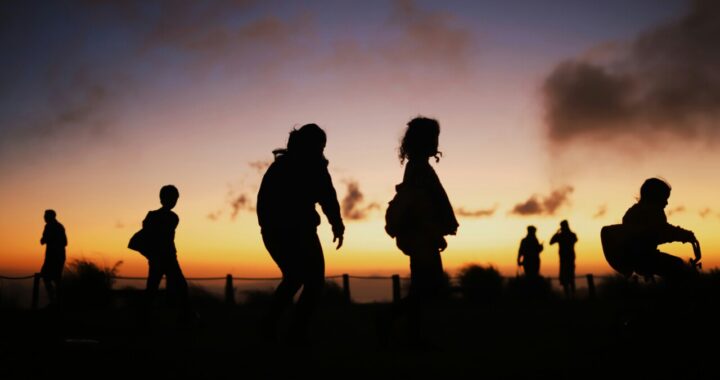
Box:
<box><xmin>61</xmin><ymin>259</ymin><xmax>121</xmax><ymax>309</ymax></box>
<box><xmin>322</xmin><ymin>280</ymin><xmax>348</xmax><ymax>305</ymax></box>
<box><xmin>458</xmin><ymin>264</ymin><xmax>503</xmax><ymax>303</ymax></box>
<box><xmin>505</xmin><ymin>274</ymin><xmax>554</xmax><ymax>300</ymax></box>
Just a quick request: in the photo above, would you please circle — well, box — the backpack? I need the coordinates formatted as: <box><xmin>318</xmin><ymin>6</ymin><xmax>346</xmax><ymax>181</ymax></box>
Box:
<box><xmin>385</xmin><ymin>183</ymin><xmax>414</xmax><ymax>239</ymax></box>
<box><xmin>600</xmin><ymin>224</ymin><xmax>634</xmax><ymax>277</ymax></box>
<box><xmin>128</xmin><ymin>227</ymin><xmax>152</xmax><ymax>259</ymax></box>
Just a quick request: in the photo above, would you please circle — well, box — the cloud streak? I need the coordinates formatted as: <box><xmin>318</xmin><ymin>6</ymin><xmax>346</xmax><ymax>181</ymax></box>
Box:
<box><xmin>455</xmin><ymin>205</ymin><xmax>497</xmax><ymax>218</ymax></box>
<box><xmin>510</xmin><ymin>186</ymin><xmax>574</xmax><ymax>216</ymax></box>
<box><xmin>593</xmin><ymin>205</ymin><xmax>607</xmax><ymax>219</ymax></box>
<box><xmin>543</xmin><ymin>0</ymin><xmax>720</xmax><ymax>147</ymax></box>
<box><xmin>342</xmin><ymin>180</ymin><xmax>379</xmax><ymax>221</ymax></box>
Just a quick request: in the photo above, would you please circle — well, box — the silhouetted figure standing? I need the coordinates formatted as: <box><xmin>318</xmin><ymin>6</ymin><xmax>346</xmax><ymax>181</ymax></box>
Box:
<box><xmin>380</xmin><ymin>116</ymin><xmax>458</xmax><ymax>348</ymax></box>
<box><xmin>143</xmin><ymin>185</ymin><xmax>193</xmax><ymax>320</ymax></box>
<box><xmin>518</xmin><ymin>226</ymin><xmax>543</xmax><ymax>279</ymax></box>
<box><xmin>40</xmin><ymin>209</ymin><xmax>67</xmax><ymax>305</ymax></box>
<box><xmin>550</xmin><ymin>220</ymin><xmax>577</xmax><ymax>299</ymax></box>
<box><xmin>621</xmin><ymin>178</ymin><xmax>699</xmax><ymax>282</ymax></box>
<box><xmin>257</xmin><ymin>123</ymin><xmax>345</xmax><ymax>344</ymax></box>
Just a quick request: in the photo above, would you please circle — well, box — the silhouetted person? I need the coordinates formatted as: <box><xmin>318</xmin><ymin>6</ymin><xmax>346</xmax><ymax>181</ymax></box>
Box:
<box><xmin>518</xmin><ymin>226</ymin><xmax>543</xmax><ymax>279</ymax></box>
<box><xmin>379</xmin><ymin>116</ymin><xmax>458</xmax><ymax>348</ymax></box>
<box><xmin>257</xmin><ymin>123</ymin><xmax>345</xmax><ymax>344</ymax></box>
<box><xmin>143</xmin><ymin>185</ymin><xmax>195</xmax><ymax>321</ymax></box>
<box><xmin>550</xmin><ymin>220</ymin><xmax>577</xmax><ymax>299</ymax></box>
<box><xmin>621</xmin><ymin>178</ymin><xmax>699</xmax><ymax>282</ymax></box>
<box><xmin>40</xmin><ymin>209</ymin><xmax>67</xmax><ymax>306</ymax></box>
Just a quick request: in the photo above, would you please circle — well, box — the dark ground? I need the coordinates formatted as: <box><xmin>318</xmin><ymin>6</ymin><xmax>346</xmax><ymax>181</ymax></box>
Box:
<box><xmin>1</xmin><ymin>284</ymin><xmax>719</xmax><ymax>379</ymax></box>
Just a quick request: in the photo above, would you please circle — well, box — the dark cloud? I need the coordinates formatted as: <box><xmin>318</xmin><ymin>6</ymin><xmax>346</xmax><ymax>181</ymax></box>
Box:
<box><xmin>667</xmin><ymin>205</ymin><xmax>685</xmax><ymax>216</ymax></box>
<box><xmin>207</xmin><ymin>210</ymin><xmax>223</xmax><ymax>221</ymax></box>
<box><xmin>699</xmin><ymin>208</ymin><xmax>711</xmax><ymax>218</ymax></box>
<box><xmin>455</xmin><ymin>205</ymin><xmax>497</xmax><ymax>218</ymax></box>
<box><xmin>325</xmin><ymin>0</ymin><xmax>476</xmax><ymax>81</ymax></box>
<box><xmin>510</xmin><ymin>186</ymin><xmax>574</xmax><ymax>216</ymax></box>
<box><xmin>593</xmin><ymin>205</ymin><xmax>607</xmax><ymax>219</ymax></box>
<box><xmin>249</xmin><ymin>160</ymin><xmax>271</xmax><ymax>174</ymax></box>
<box><xmin>230</xmin><ymin>194</ymin><xmax>254</xmax><ymax>220</ymax></box>
<box><xmin>0</xmin><ymin>0</ymin><xmax>308</xmax><ymax>157</ymax></box>
<box><xmin>342</xmin><ymin>181</ymin><xmax>380</xmax><ymax>221</ymax></box>
<box><xmin>544</xmin><ymin>0</ymin><xmax>720</xmax><ymax>146</ymax></box>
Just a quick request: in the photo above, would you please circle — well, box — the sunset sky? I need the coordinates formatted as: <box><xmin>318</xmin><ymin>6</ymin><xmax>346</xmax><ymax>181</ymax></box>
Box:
<box><xmin>2</xmin><ymin>0</ymin><xmax>719</xmax><ymax>281</ymax></box>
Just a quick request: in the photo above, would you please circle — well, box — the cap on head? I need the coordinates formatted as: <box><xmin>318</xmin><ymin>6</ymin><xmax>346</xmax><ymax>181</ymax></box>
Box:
<box><xmin>527</xmin><ymin>225</ymin><xmax>536</xmax><ymax>233</ymax></box>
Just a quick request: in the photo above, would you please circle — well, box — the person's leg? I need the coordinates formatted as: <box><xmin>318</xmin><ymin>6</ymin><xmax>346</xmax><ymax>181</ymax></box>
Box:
<box><xmin>262</xmin><ymin>231</ymin><xmax>303</xmax><ymax>341</ymax></box>
<box><xmin>406</xmin><ymin>246</ymin><xmax>444</xmax><ymax>345</ymax></box>
<box><xmin>165</xmin><ymin>256</ymin><xmax>190</xmax><ymax>312</ymax></box>
<box><xmin>291</xmin><ymin>232</ymin><xmax>325</xmax><ymax>342</ymax></box>
<box><xmin>145</xmin><ymin>259</ymin><xmax>164</xmax><ymax>308</ymax></box>
<box><xmin>652</xmin><ymin>252</ymin><xmax>693</xmax><ymax>282</ymax></box>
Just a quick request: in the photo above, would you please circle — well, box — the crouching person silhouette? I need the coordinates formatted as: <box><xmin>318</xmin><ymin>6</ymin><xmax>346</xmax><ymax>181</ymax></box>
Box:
<box><xmin>257</xmin><ymin>123</ymin><xmax>345</xmax><ymax>345</ymax></box>
<box><xmin>602</xmin><ymin>178</ymin><xmax>700</xmax><ymax>283</ymax></box>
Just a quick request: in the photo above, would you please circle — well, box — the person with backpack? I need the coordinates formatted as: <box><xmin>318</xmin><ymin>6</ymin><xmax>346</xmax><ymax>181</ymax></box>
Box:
<box><xmin>141</xmin><ymin>185</ymin><xmax>197</xmax><ymax>323</ymax></box>
<box><xmin>379</xmin><ymin>116</ymin><xmax>458</xmax><ymax>348</ymax></box>
<box><xmin>256</xmin><ymin>123</ymin><xmax>345</xmax><ymax>345</ymax></box>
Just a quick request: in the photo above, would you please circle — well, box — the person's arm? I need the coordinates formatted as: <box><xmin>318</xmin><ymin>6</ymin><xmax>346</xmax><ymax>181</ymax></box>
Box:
<box><xmin>318</xmin><ymin>166</ymin><xmax>345</xmax><ymax>249</ymax></box>
<box><xmin>550</xmin><ymin>233</ymin><xmax>558</xmax><ymax>245</ymax></box>
<box><xmin>40</xmin><ymin>226</ymin><xmax>47</xmax><ymax>245</ymax></box>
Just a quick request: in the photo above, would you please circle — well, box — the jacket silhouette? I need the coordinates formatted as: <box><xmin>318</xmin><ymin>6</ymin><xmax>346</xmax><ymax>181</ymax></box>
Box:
<box><xmin>257</xmin><ymin>123</ymin><xmax>344</xmax><ymax>344</ymax></box>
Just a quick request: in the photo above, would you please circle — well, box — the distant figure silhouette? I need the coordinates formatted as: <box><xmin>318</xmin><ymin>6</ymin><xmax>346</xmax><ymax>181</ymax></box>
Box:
<box><xmin>257</xmin><ymin>123</ymin><xmax>345</xmax><ymax>344</ymax></box>
<box><xmin>379</xmin><ymin>116</ymin><xmax>458</xmax><ymax>348</ymax></box>
<box><xmin>143</xmin><ymin>185</ymin><xmax>195</xmax><ymax>321</ymax></box>
<box><xmin>550</xmin><ymin>220</ymin><xmax>577</xmax><ymax>299</ymax></box>
<box><xmin>602</xmin><ymin>178</ymin><xmax>700</xmax><ymax>282</ymax></box>
<box><xmin>518</xmin><ymin>226</ymin><xmax>543</xmax><ymax>278</ymax></box>
<box><xmin>40</xmin><ymin>209</ymin><xmax>67</xmax><ymax>305</ymax></box>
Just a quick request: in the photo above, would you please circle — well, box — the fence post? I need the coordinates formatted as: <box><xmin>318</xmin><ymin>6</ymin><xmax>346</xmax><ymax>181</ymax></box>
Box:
<box><xmin>586</xmin><ymin>274</ymin><xmax>596</xmax><ymax>300</ymax></box>
<box><xmin>342</xmin><ymin>274</ymin><xmax>351</xmax><ymax>304</ymax></box>
<box><xmin>392</xmin><ymin>274</ymin><xmax>401</xmax><ymax>304</ymax></box>
<box><xmin>32</xmin><ymin>273</ymin><xmax>41</xmax><ymax>310</ymax></box>
<box><xmin>225</xmin><ymin>274</ymin><xmax>235</xmax><ymax>305</ymax></box>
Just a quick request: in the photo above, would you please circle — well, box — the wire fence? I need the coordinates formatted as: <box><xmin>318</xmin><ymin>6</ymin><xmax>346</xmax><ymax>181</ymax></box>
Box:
<box><xmin>0</xmin><ymin>272</ymin><xmax>618</xmax><ymax>310</ymax></box>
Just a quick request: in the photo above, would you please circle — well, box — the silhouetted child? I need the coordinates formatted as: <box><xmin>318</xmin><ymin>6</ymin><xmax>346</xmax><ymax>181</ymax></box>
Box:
<box><xmin>518</xmin><ymin>225</ymin><xmax>543</xmax><ymax>279</ymax></box>
<box><xmin>550</xmin><ymin>220</ymin><xmax>577</xmax><ymax>299</ymax></box>
<box><xmin>621</xmin><ymin>178</ymin><xmax>699</xmax><ymax>281</ymax></box>
<box><xmin>257</xmin><ymin>123</ymin><xmax>345</xmax><ymax>344</ymax></box>
<box><xmin>379</xmin><ymin>116</ymin><xmax>458</xmax><ymax>349</ymax></box>
<box><xmin>143</xmin><ymin>185</ymin><xmax>195</xmax><ymax>322</ymax></box>
<box><xmin>40</xmin><ymin>209</ymin><xmax>67</xmax><ymax>305</ymax></box>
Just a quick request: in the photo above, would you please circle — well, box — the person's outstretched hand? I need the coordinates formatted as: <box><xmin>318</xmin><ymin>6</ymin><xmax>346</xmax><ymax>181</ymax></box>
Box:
<box><xmin>333</xmin><ymin>233</ymin><xmax>344</xmax><ymax>250</ymax></box>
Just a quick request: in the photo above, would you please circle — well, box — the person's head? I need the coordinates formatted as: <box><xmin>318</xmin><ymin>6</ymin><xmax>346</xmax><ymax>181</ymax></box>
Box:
<box><xmin>560</xmin><ymin>220</ymin><xmax>569</xmax><ymax>231</ymax></box>
<box><xmin>282</xmin><ymin>123</ymin><xmax>327</xmax><ymax>159</ymax></box>
<box><xmin>527</xmin><ymin>225</ymin><xmax>537</xmax><ymax>235</ymax></box>
<box><xmin>399</xmin><ymin>116</ymin><xmax>441</xmax><ymax>164</ymax></box>
<box><xmin>639</xmin><ymin>177</ymin><xmax>671</xmax><ymax>208</ymax></box>
<box><xmin>160</xmin><ymin>185</ymin><xmax>179</xmax><ymax>209</ymax></box>
<box><xmin>44</xmin><ymin>209</ymin><xmax>56</xmax><ymax>223</ymax></box>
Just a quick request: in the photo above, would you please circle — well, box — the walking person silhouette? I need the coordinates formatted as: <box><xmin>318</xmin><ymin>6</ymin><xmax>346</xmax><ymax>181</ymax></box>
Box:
<box><xmin>257</xmin><ymin>123</ymin><xmax>345</xmax><ymax>345</ymax></box>
<box><xmin>40</xmin><ymin>209</ymin><xmax>67</xmax><ymax>306</ymax></box>
<box><xmin>550</xmin><ymin>220</ymin><xmax>577</xmax><ymax>299</ymax></box>
<box><xmin>142</xmin><ymin>185</ymin><xmax>196</xmax><ymax>323</ymax></box>
<box><xmin>380</xmin><ymin>116</ymin><xmax>458</xmax><ymax>349</ymax></box>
